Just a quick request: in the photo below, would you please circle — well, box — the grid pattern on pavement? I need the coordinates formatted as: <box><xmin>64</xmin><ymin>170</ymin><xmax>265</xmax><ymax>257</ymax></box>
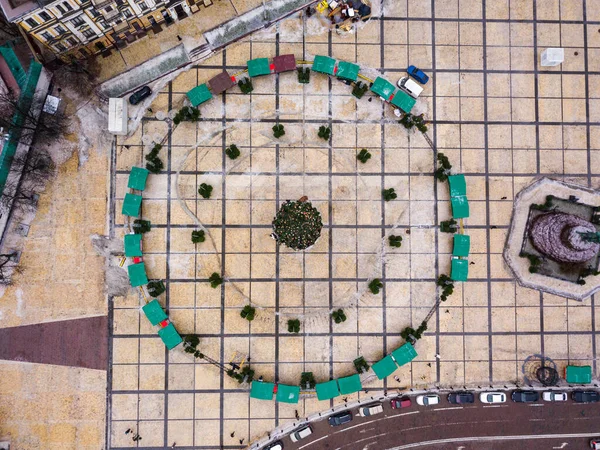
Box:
<box><xmin>108</xmin><ymin>1</ymin><xmax>600</xmax><ymax>447</ymax></box>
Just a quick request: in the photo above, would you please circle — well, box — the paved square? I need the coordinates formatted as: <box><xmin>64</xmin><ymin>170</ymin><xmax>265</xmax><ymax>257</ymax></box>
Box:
<box><xmin>109</xmin><ymin>2</ymin><xmax>600</xmax><ymax>448</ymax></box>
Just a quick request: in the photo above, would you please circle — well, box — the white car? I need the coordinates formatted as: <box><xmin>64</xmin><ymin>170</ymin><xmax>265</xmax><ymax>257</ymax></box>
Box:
<box><xmin>397</xmin><ymin>77</ymin><xmax>423</xmax><ymax>99</ymax></box>
<box><xmin>416</xmin><ymin>394</ymin><xmax>440</xmax><ymax>406</ymax></box>
<box><xmin>479</xmin><ymin>392</ymin><xmax>507</xmax><ymax>404</ymax></box>
<box><xmin>542</xmin><ymin>391</ymin><xmax>567</xmax><ymax>402</ymax></box>
<box><xmin>358</xmin><ymin>403</ymin><xmax>384</xmax><ymax>417</ymax></box>
<box><xmin>289</xmin><ymin>425</ymin><xmax>312</xmax><ymax>443</ymax></box>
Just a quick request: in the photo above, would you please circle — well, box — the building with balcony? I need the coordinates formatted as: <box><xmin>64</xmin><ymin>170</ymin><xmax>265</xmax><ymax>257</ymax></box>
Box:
<box><xmin>0</xmin><ymin>0</ymin><xmax>212</xmax><ymax>62</ymax></box>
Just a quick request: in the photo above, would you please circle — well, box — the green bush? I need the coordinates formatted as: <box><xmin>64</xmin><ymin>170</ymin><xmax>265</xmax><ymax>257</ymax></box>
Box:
<box><xmin>437</xmin><ymin>274</ymin><xmax>455</xmax><ymax>301</ymax></box>
<box><xmin>383</xmin><ymin>188</ymin><xmax>397</xmax><ymax>201</ymax></box>
<box><xmin>147</xmin><ymin>280</ymin><xmax>166</xmax><ymax>297</ymax></box>
<box><xmin>440</xmin><ymin>219</ymin><xmax>458</xmax><ymax>233</ymax></box>
<box><xmin>352</xmin><ymin>81</ymin><xmax>369</xmax><ymax>99</ymax></box>
<box><xmin>173</xmin><ymin>106</ymin><xmax>200</xmax><ymax>125</ymax></box>
<box><xmin>519</xmin><ymin>252</ymin><xmax>542</xmax><ymax>274</ymax></box>
<box><xmin>225</xmin><ymin>144</ymin><xmax>240</xmax><ymax>160</ymax></box>
<box><xmin>434</xmin><ymin>153</ymin><xmax>452</xmax><ymax>182</ymax></box>
<box><xmin>531</xmin><ymin>195</ymin><xmax>555</xmax><ymax>211</ymax></box>
<box><xmin>332</xmin><ymin>309</ymin><xmax>347</xmax><ymax>324</ymax></box>
<box><xmin>145</xmin><ymin>143</ymin><xmax>164</xmax><ymax>174</ymax></box>
<box><xmin>208</xmin><ymin>272</ymin><xmax>223</xmax><ymax>288</ymax></box>
<box><xmin>287</xmin><ymin>319</ymin><xmax>301</xmax><ymax>333</ymax></box>
<box><xmin>368</xmin><ymin>278</ymin><xmax>383</xmax><ymax>294</ymax></box>
<box><xmin>272</xmin><ymin>124</ymin><xmax>285</xmax><ymax>138</ymax></box>
<box><xmin>399</xmin><ymin>113</ymin><xmax>428</xmax><ymax>132</ymax></box>
<box><xmin>240</xmin><ymin>304</ymin><xmax>256</xmax><ymax>321</ymax></box>
<box><xmin>191</xmin><ymin>230</ymin><xmax>205</xmax><ymax>244</ymax></box>
<box><xmin>389</xmin><ymin>235</ymin><xmax>403</xmax><ymax>248</ymax></box>
<box><xmin>297</xmin><ymin>67</ymin><xmax>311</xmax><ymax>84</ymax></box>
<box><xmin>238</xmin><ymin>78</ymin><xmax>253</xmax><ymax>94</ymax></box>
<box><xmin>318</xmin><ymin>125</ymin><xmax>331</xmax><ymax>141</ymax></box>
<box><xmin>198</xmin><ymin>183</ymin><xmax>213</xmax><ymax>199</ymax></box>
<box><xmin>133</xmin><ymin>219</ymin><xmax>151</xmax><ymax>234</ymax></box>
<box><xmin>401</xmin><ymin>320</ymin><xmax>428</xmax><ymax>342</ymax></box>
<box><xmin>357</xmin><ymin>149</ymin><xmax>371</xmax><ymax>163</ymax></box>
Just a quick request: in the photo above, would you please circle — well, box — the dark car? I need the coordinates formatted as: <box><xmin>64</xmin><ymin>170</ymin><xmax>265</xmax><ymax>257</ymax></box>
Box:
<box><xmin>511</xmin><ymin>390</ymin><xmax>539</xmax><ymax>403</ymax></box>
<box><xmin>406</xmin><ymin>65</ymin><xmax>429</xmax><ymax>84</ymax></box>
<box><xmin>573</xmin><ymin>390</ymin><xmax>600</xmax><ymax>403</ymax></box>
<box><xmin>264</xmin><ymin>441</ymin><xmax>283</xmax><ymax>450</ymax></box>
<box><xmin>391</xmin><ymin>396</ymin><xmax>412</xmax><ymax>409</ymax></box>
<box><xmin>129</xmin><ymin>86</ymin><xmax>152</xmax><ymax>105</ymax></box>
<box><xmin>328</xmin><ymin>411</ymin><xmax>352</xmax><ymax>427</ymax></box>
<box><xmin>448</xmin><ymin>392</ymin><xmax>475</xmax><ymax>404</ymax></box>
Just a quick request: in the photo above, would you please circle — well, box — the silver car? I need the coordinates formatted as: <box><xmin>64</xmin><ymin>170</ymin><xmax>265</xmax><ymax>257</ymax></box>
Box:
<box><xmin>479</xmin><ymin>392</ymin><xmax>506</xmax><ymax>404</ymax></box>
<box><xmin>542</xmin><ymin>391</ymin><xmax>567</xmax><ymax>402</ymax></box>
<box><xmin>289</xmin><ymin>425</ymin><xmax>312</xmax><ymax>443</ymax></box>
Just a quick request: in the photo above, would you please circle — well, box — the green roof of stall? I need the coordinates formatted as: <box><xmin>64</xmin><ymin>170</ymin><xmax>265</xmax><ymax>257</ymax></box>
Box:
<box><xmin>336</xmin><ymin>61</ymin><xmax>359</xmax><ymax>81</ymax></box>
<box><xmin>371</xmin><ymin>77</ymin><xmax>395</xmax><ymax>101</ymax></box>
<box><xmin>452</xmin><ymin>234</ymin><xmax>471</xmax><ymax>257</ymax></box>
<box><xmin>448</xmin><ymin>175</ymin><xmax>467</xmax><ymax>197</ymax></box>
<box><xmin>391</xmin><ymin>342</ymin><xmax>418</xmax><ymax>367</ymax></box>
<box><xmin>142</xmin><ymin>299</ymin><xmax>168</xmax><ymax>326</ymax></box>
<box><xmin>451</xmin><ymin>258</ymin><xmax>469</xmax><ymax>282</ymax></box>
<box><xmin>250</xmin><ymin>381</ymin><xmax>275</xmax><ymax>400</ymax></box>
<box><xmin>566</xmin><ymin>365</ymin><xmax>592</xmax><ymax>384</ymax></box>
<box><xmin>122</xmin><ymin>193</ymin><xmax>142</xmax><ymax>217</ymax></box>
<box><xmin>276</xmin><ymin>384</ymin><xmax>300</xmax><ymax>403</ymax></box>
<box><xmin>128</xmin><ymin>262</ymin><xmax>148</xmax><ymax>287</ymax></box>
<box><xmin>158</xmin><ymin>323</ymin><xmax>183</xmax><ymax>350</ymax></box>
<box><xmin>372</xmin><ymin>354</ymin><xmax>398</xmax><ymax>379</ymax></box>
<box><xmin>187</xmin><ymin>84</ymin><xmax>213</xmax><ymax>107</ymax></box>
<box><xmin>312</xmin><ymin>55</ymin><xmax>336</xmax><ymax>75</ymax></box>
<box><xmin>247</xmin><ymin>58</ymin><xmax>271</xmax><ymax>77</ymax></box>
<box><xmin>315</xmin><ymin>380</ymin><xmax>340</xmax><ymax>400</ymax></box>
<box><xmin>337</xmin><ymin>374</ymin><xmax>362</xmax><ymax>395</ymax></box>
<box><xmin>124</xmin><ymin>233</ymin><xmax>143</xmax><ymax>257</ymax></box>
<box><xmin>450</xmin><ymin>195</ymin><xmax>470</xmax><ymax>219</ymax></box>
<box><xmin>390</xmin><ymin>89</ymin><xmax>417</xmax><ymax>113</ymax></box>
<box><xmin>128</xmin><ymin>166</ymin><xmax>149</xmax><ymax>191</ymax></box>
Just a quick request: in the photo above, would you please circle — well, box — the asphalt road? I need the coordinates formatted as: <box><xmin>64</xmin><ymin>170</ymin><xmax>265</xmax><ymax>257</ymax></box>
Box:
<box><xmin>278</xmin><ymin>392</ymin><xmax>600</xmax><ymax>450</ymax></box>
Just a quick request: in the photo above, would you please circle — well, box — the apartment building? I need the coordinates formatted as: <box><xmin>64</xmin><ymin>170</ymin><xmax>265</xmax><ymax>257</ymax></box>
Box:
<box><xmin>0</xmin><ymin>0</ymin><xmax>212</xmax><ymax>61</ymax></box>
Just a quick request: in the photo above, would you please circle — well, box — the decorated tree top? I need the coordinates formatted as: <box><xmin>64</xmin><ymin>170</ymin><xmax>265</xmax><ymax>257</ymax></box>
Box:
<box><xmin>272</xmin><ymin>198</ymin><xmax>323</xmax><ymax>250</ymax></box>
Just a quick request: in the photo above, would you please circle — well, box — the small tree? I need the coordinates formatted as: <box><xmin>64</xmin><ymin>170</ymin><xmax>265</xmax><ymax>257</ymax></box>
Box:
<box><xmin>368</xmin><ymin>279</ymin><xmax>383</xmax><ymax>294</ymax></box>
<box><xmin>208</xmin><ymin>272</ymin><xmax>223</xmax><ymax>288</ymax></box>
<box><xmin>300</xmin><ymin>371</ymin><xmax>316</xmax><ymax>389</ymax></box>
<box><xmin>191</xmin><ymin>230</ymin><xmax>205</xmax><ymax>243</ymax></box>
<box><xmin>238</xmin><ymin>78</ymin><xmax>254</xmax><ymax>94</ymax></box>
<box><xmin>436</xmin><ymin>274</ymin><xmax>454</xmax><ymax>301</ymax></box>
<box><xmin>225</xmin><ymin>144</ymin><xmax>240</xmax><ymax>160</ymax></box>
<box><xmin>357</xmin><ymin>149</ymin><xmax>371</xmax><ymax>163</ymax></box>
<box><xmin>198</xmin><ymin>183</ymin><xmax>213</xmax><ymax>199</ymax></box>
<box><xmin>133</xmin><ymin>219</ymin><xmax>151</xmax><ymax>234</ymax></box>
<box><xmin>519</xmin><ymin>252</ymin><xmax>542</xmax><ymax>274</ymax></box>
<box><xmin>287</xmin><ymin>319</ymin><xmax>301</xmax><ymax>333</ymax></box>
<box><xmin>173</xmin><ymin>106</ymin><xmax>200</xmax><ymax>125</ymax></box>
<box><xmin>389</xmin><ymin>235</ymin><xmax>403</xmax><ymax>247</ymax></box>
<box><xmin>440</xmin><ymin>219</ymin><xmax>458</xmax><ymax>233</ymax></box>
<box><xmin>318</xmin><ymin>125</ymin><xmax>331</xmax><ymax>141</ymax></box>
<box><xmin>383</xmin><ymin>188</ymin><xmax>397</xmax><ymax>201</ymax></box>
<box><xmin>272</xmin><ymin>124</ymin><xmax>285</xmax><ymax>138</ymax></box>
<box><xmin>352</xmin><ymin>81</ymin><xmax>369</xmax><ymax>99</ymax></box>
<box><xmin>183</xmin><ymin>334</ymin><xmax>200</xmax><ymax>354</ymax></box>
<box><xmin>331</xmin><ymin>309</ymin><xmax>347</xmax><ymax>323</ymax></box>
<box><xmin>147</xmin><ymin>280</ymin><xmax>166</xmax><ymax>297</ymax></box>
<box><xmin>434</xmin><ymin>153</ymin><xmax>452</xmax><ymax>182</ymax></box>
<box><xmin>297</xmin><ymin>67</ymin><xmax>311</xmax><ymax>84</ymax></box>
<box><xmin>0</xmin><ymin>252</ymin><xmax>19</xmax><ymax>285</ymax></box>
<box><xmin>353</xmin><ymin>356</ymin><xmax>370</xmax><ymax>373</ymax></box>
<box><xmin>240</xmin><ymin>304</ymin><xmax>256</xmax><ymax>321</ymax></box>
<box><xmin>145</xmin><ymin>143</ymin><xmax>164</xmax><ymax>174</ymax></box>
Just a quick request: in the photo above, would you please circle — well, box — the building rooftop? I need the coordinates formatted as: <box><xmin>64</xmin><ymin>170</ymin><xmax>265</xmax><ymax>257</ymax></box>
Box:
<box><xmin>0</xmin><ymin>0</ymin><xmax>37</xmax><ymax>22</ymax></box>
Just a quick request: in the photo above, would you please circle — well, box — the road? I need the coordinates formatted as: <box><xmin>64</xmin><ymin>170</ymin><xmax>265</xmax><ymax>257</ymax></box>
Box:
<box><xmin>277</xmin><ymin>392</ymin><xmax>600</xmax><ymax>450</ymax></box>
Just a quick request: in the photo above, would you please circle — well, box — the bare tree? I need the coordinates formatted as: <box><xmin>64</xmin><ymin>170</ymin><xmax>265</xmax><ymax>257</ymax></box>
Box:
<box><xmin>0</xmin><ymin>252</ymin><xmax>20</xmax><ymax>285</ymax></box>
<box><xmin>0</xmin><ymin>89</ymin><xmax>70</xmax><ymax>145</ymax></box>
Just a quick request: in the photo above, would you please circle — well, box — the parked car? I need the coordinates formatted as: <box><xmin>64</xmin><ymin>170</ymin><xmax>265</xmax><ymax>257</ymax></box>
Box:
<box><xmin>479</xmin><ymin>392</ymin><xmax>506</xmax><ymax>404</ymax></box>
<box><xmin>358</xmin><ymin>403</ymin><xmax>383</xmax><ymax>417</ymax></box>
<box><xmin>397</xmin><ymin>77</ymin><xmax>423</xmax><ymax>99</ymax></box>
<box><xmin>129</xmin><ymin>86</ymin><xmax>152</xmax><ymax>105</ymax></box>
<box><xmin>391</xmin><ymin>396</ymin><xmax>412</xmax><ymax>409</ymax></box>
<box><xmin>264</xmin><ymin>441</ymin><xmax>283</xmax><ymax>450</ymax></box>
<box><xmin>573</xmin><ymin>390</ymin><xmax>600</xmax><ymax>403</ymax></box>
<box><xmin>511</xmin><ymin>390</ymin><xmax>539</xmax><ymax>403</ymax></box>
<box><xmin>406</xmin><ymin>65</ymin><xmax>429</xmax><ymax>84</ymax></box>
<box><xmin>448</xmin><ymin>392</ymin><xmax>475</xmax><ymax>404</ymax></box>
<box><xmin>542</xmin><ymin>391</ymin><xmax>567</xmax><ymax>402</ymax></box>
<box><xmin>289</xmin><ymin>426</ymin><xmax>312</xmax><ymax>443</ymax></box>
<box><xmin>328</xmin><ymin>411</ymin><xmax>353</xmax><ymax>427</ymax></box>
<box><xmin>590</xmin><ymin>438</ymin><xmax>600</xmax><ymax>449</ymax></box>
<box><xmin>416</xmin><ymin>394</ymin><xmax>440</xmax><ymax>406</ymax></box>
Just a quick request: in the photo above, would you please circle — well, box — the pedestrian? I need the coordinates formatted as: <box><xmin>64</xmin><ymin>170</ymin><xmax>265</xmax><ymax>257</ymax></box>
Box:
<box><xmin>147</xmin><ymin>108</ymin><xmax>153</xmax><ymax>113</ymax></box>
<box><xmin>435</xmin><ymin>354</ymin><xmax>441</xmax><ymax>359</ymax></box>
<box><xmin>230</xmin><ymin>432</ymin><xmax>235</xmax><ymax>438</ymax></box>
<box><xmin>394</xmin><ymin>376</ymin><xmax>400</xmax><ymax>382</ymax></box>
<box><xmin>239</xmin><ymin>438</ymin><xmax>245</xmax><ymax>445</ymax></box>
<box><xmin>172</xmin><ymin>443</ymin><xmax>177</xmax><ymax>448</ymax></box>
<box><xmin>258</xmin><ymin>376</ymin><xmax>263</xmax><ymax>382</ymax></box>
<box><xmin>125</xmin><ymin>429</ymin><xmax>131</xmax><ymax>434</ymax></box>
<box><xmin>343</xmin><ymin>397</ymin><xmax>348</xmax><ymax>403</ymax></box>
<box><xmin>177</xmin><ymin>35</ymin><xmax>182</xmax><ymax>41</ymax></box>
<box><xmin>295</xmin><ymin>410</ymin><xmax>300</xmax><ymax>420</ymax></box>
